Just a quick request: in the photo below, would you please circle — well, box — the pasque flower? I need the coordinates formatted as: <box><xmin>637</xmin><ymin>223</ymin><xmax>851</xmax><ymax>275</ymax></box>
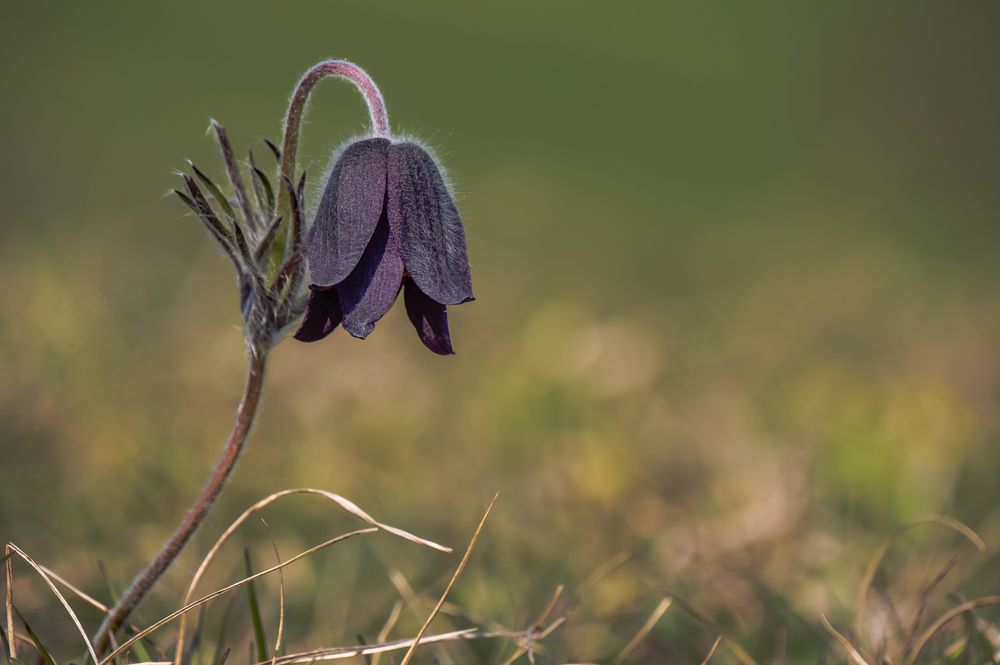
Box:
<box><xmin>91</xmin><ymin>61</ymin><xmax>472</xmax><ymax>658</ymax></box>
<box><xmin>294</xmin><ymin>137</ymin><xmax>473</xmax><ymax>354</ymax></box>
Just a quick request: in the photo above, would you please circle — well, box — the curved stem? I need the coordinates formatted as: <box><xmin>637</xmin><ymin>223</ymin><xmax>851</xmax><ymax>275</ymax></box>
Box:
<box><xmin>280</xmin><ymin>60</ymin><xmax>390</xmax><ymax>186</ymax></box>
<box><xmin>92</xmin><ymin>348</ymin><xmax>269</xmax><ymax>656</ymax></box>
<box><xmin>270</xmin><ymin>60</ymin><xmax>390</xmax><ymax>277</ymax></box>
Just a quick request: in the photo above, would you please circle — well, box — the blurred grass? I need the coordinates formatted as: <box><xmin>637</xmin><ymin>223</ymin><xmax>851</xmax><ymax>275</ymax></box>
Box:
<box><xmin>1</xmin><ymin>1</ymin><xmax>1000</xmax><ymax>662</ymax></box>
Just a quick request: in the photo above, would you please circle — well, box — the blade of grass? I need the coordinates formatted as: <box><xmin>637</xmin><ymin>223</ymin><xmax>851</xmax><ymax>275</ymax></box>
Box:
<box><xmin>211</xmin><ymin>596</ymin><xmax>238</xmax><ymax>665</ymax></box>
<box><xmin>175</xmin><ymin>489</ymin><xmax>450</xmax><ymax>665</ymax></box>
<box><xmin>97</xmin><ymin>563</ymin><xmax>154</xmax><ymax>664</ymax></box>
<box><xmin>499</xmin><ymin>586</ymin><xmax>567</xmax><ymax>665</ymax></box>
<box><xmin>820</xmin><ymin>615</ymin><xmax>873</xmax><ymax>665</ymax></box>
<box><xmin>259</xmin><ymin>629</ymin><xmax>478</xmax><ymax>665</ymax></box>
<box><xmin>104</xmin><ymin>528</ymin><xmax>376</xmax><ymax>665</ymax></box>
<box><xmin>10</xmin><ymin>608</ymin><xmax>55</xmax><ymax>665</ymax></box>
<box><xmin>524</xmin><ymin>588</ymin><xmax>564</xmax><ymax>662</ymax></box>
<box><xmin>533</xmin><ymin>586</ymin><xmax>564</xmax><ymax>631</ymax></box>
<box><xmin>4</xmin><ymin>544</ymin><xmax>13</xmax><ymax>659</ymax></box>
<box><xmin>612</xmin><ymin>597</ymin><xmax>672</xmax><ymax>665</ymax></box>
<box><xmin>664</xmin><ymin>592</ymin><xmax>760</xmax><ymax>665</ymax></box>
<box><xmin>5</xmin><ymin>544</ymin><xmax>99</xmax><ymax>664</ymax></box>
<box><xmin>244</xmin><ymin>551</ymin><xmax>268</xmax><ymax>664</ymax></box>
<box><xmin>0</xmin><ymin>620</ymin><xmax>10</xmax><ymax>665</ymax></box>
<box><xmin>259</xmin><ymin>624</ymin><xmax>587</xmax><ymax>665</ymax></box>
<box><xmin>42</xmin><ymin>564</ymin><xmax>110</xmax><ymax>614</ymax></box>
<box><xmin>183</xmin><ymin>606</ymin><xmax>207</xmax><ymax>665</ymax></box>
<box><xmin>898</xmin><ymin>555</ymin><xmax>960</xmax><ymax>658</ymax></box>
<box><xmin>905</xmin><ymin>595</ymin><xmax>1000</xmax><ymax>665</ymax></box>
<box><xmin>854</xmin><ymin>516</ymin><xmax>985</xmax><ymax>638</ymax></box>
<box><xmin>39</xmin><ymin>563</ymin><xmax>152</xmax><ymax>663</ymax></box>
<box><xmin>387</xmin><ymin>570</ymin><xmax>455</xmax><ymax>665</ymax></box>
<box><xmin>399</xmin><ymin>492</ymin><xmax>499</xmax><ymax>665</ymax></box>
<box><xmin>699</xmin><ymin>636</ymin><xmax>722</xmax><ymax>665</ymax></box>
<box><xmin>261</xmin><ymin>522</ymin><xmax>285</xmax><ymax>665</ymax></box>
<box><xmin>354</xmin><ymin>636</ymin><xmax>369</xmax><ymax>665</ymax></box>
<box><xmin>369</xmin><ymin>601</ymin><xmax>403</xmax><ymax>665</ymax></box>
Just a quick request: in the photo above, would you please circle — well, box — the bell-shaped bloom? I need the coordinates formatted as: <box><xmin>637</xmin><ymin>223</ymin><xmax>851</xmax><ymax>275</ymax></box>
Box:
<box><xmin>294</xmin><ymin>138</ymin><xmax>473</xmax><ymax>354</ymax></box>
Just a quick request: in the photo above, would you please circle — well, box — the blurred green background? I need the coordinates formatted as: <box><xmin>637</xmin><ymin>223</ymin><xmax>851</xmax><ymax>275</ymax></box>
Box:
<box><xmin>2</xmin><ymin>2</ymin><xmax>999</xmax><ymax>662</ymax></box>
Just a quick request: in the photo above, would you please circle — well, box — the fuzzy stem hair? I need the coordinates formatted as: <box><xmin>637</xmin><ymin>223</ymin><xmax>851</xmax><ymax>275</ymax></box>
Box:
<box><xmin>91</xmin><ymin>347</ymin><xmax>269</xmax><ymax>656</ymax></box>
<box><xmin>270</xmin><ymin>60</ymin><xmax>390</xmax><ymax>277</ymax></box>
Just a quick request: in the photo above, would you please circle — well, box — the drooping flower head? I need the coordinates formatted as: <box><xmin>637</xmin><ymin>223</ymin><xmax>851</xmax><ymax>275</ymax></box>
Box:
<box><xmin>294</xmin><ymin>125</ymin><xmax>473</xmax><ymax>354</ymax></box>
<box><xmin>175</xmin><ymin>60</ymin><xmax>472</xmax><ymax>355</ymax></box>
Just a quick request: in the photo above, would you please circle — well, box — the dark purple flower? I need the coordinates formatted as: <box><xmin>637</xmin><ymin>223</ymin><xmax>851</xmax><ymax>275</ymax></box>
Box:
<box><xmin>294</xmin><ymin>138</ymin><xmax>473</xmax><ymax>354</ymax></box>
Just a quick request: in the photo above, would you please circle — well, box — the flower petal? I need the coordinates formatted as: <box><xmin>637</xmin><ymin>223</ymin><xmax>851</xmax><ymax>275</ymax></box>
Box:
<box><xmin>388</xmin><ymin>142</ymin><xmax>473</xmax><ymax>305</ymax></box>
<box><xmin>293</xmin><ymin>287</ymin><xmax>343</xmax><ymax>342</ymax></box>
<box><xmin>307</xmin><ymin>137</ymin><xmax>390</xmax><ymax>287</ymax></box>
<box><xmin>336</xmin><ymin>213</ymin><xmax>404</xmax><ymax>339</ymax></box>
<box><xmin>403</xmin><ymin>277</ymin><xmax>455</xmax><ymax>355</ymax></box>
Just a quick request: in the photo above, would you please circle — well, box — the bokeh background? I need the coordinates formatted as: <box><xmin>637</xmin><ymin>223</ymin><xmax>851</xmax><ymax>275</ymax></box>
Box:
<box><xmin>2</xmin><ymin>2</ymin><xmax>999</xmax><ymax>662</ymax></box>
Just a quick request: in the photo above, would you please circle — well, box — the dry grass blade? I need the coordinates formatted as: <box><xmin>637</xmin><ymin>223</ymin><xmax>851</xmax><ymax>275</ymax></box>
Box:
<box><xmin>497</xmin><ymin>551</ymin><xmax>635</xmax><ymax>665</ymax></box>
<box><xmin>854</xmin><ymin>515</ymin><xmax>986</xmax><ymax>637</ymax></box>
<box><xmin>0</xmin><ymin>618</ymin><xmax>9</xmax><ymax>660</ymax></box>
<box><xmin>11</xmin><ymin>606</ymin><xmax>55</xmax><ymax>665</ymax></box>
<box><xmin>578</xmin><ymin>552</ymin><xmax>630</xmax><ymax>600</ymax></box>
<box><xmin>898</xmin><ymin>555</ymin><xmax>959</xmax><ymax>657</ymax></box>
<box><xmin>8</xmin><ymin>629</ymin><xmax>40</xmax><ymax>656</ymax></box>
<box><xmin>106</xmin><ymin>528</ymin><xmax>376</xmax><ymax>665</ymax></box>
<box><xmin>175</xmin><ymin>489</ymin><xmax>450</xmax><ymax>665</ymax></box>
<box><xmin>821</xmin><ymin>615</ymin><xmax>873</xmax><ymax>665</ymax></box>
<box><xmin>4</xmin><ymin>543</ymin><xmax>99</xmax><ymax>664</ymax></box>
<box><xmin>699</xmin><ymin>636</ymin><xmax>722</xmax><ymax>665</ymax></box>
<box><xmin>398</xmin><ymin>492</ymin><xmax>499</xmax><ymax>665</ymax></box>
<box><xmin>665</xmin><ymin>593</ymin><xmax>760</xmax><ymax>665</ymax></box>
<box><xmin>534</xmin><ymin>585</ymin><xmax>564</xmax><ymax>629</ymax></box>
<box><xmin>255</xmin><ymin>625</ymin><xmax>590</xmax><ymax>665</ymax></box>
<box><xmin>905</xmin><ymin>595</ymin><xmax>1000</xmax><ymax>665</ymax></box>
<box><xmin>39</xmin><ymin>563</ymin><xmax>152</xmax><ymax>659</ymax></box>
<box><xmin>4</xmin><ymin>547</ymin><xmax>13</xmax><ymax>659</ymax></box>
<box><xmin>38</xmin><ymin>564</ymin><xmax>109</xmax><ymax>613</ymax></box>
<box><xmin>370</xmin><ymin>600</ymin><xmax>403</xmax><ymax>665</ymax></box>
<box><xmin>612</xmin><ymin>597</ymin><xmax>672</xmax><ymax>665</ymax></box>
<box><xmin>498</xmin><ymin>586</ymin><xmax>565</xmax><ymax>665</ymax></box>
<box><xmin>262</xmin><ymin>522</ymin><xmax>286</xmax><ymax>665</ymax></box>
<box><xmin>257</xmin><ymin>629</ymin><xmax>479</xmax><ymax>664</ymax></box>
<box><xmin>974</xmin><ymin>615</ymin><xmax>1000</xmax><ymax>661</ymax></box>
<box><xmin>388</xmin><ymin>569</ymin><xmax>455</xmax><ymax>665</ymax></box>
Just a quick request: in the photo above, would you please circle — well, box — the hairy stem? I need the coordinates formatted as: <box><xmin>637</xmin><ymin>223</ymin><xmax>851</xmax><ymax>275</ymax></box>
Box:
<box><xmin>92</xmin><ymin>348</ymin><xmax>269</xmax><ymax>656</ymax></box>
<box><xmin>270</xmin><ymin>60</ymin><xmax>390</xmax><ymax>277</ymax></box>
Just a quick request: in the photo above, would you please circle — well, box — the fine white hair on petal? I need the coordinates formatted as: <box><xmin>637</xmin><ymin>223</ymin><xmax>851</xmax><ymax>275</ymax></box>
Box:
<box><xmin>305</xmin><ymin>129</ymin><xmax>381</xmax><ymax>226</ymax></box>
<box><xmin>304</xmin><ymin>130</ymin><xmax>465</xmax><ymax>233</ymax></box>
<box><xmin>390</xmin><ymin>130</ymin><xmax>464</xmax><ymax>203</ymax></box>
